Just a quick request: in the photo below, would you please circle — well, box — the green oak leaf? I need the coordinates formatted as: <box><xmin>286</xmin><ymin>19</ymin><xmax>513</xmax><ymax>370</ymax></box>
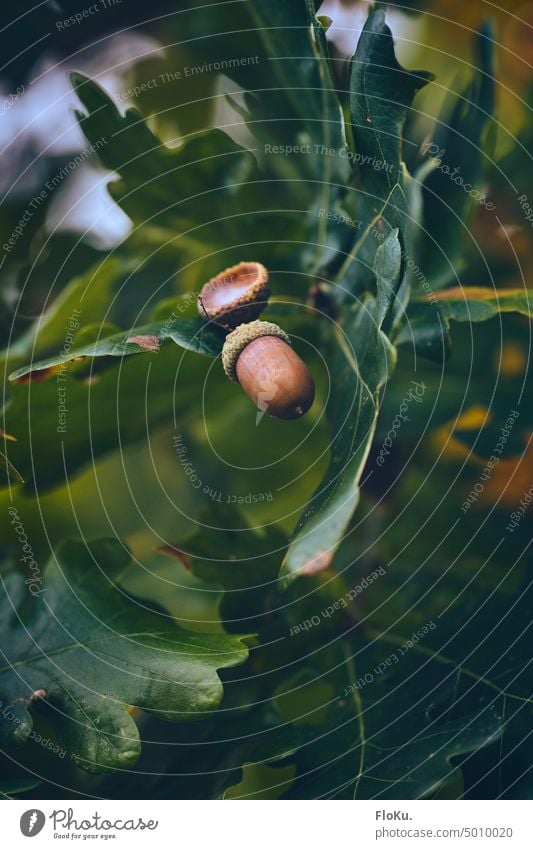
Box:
<box><xmin>275</xmin><ymin>505</ymin><xmax>521</xmax><ymax>798</ymax></box>
<box><xmin>0</xmin><ymin>538</ymin><xmax>248</xmax><ymax>773</ymax></box>
<box><xmin>1</xmin><ymin>325</ymin><xmax>225</xmax><ymax>490</ymax></box>
<box><xmin>430</xmin><ymin>287</ymin><xmax>533</xmax><ymax>322</ymax></box>
<box><xmin>281</xmin><ymin>233</ymin><xmax>401</xmax><ymax>583</ymax></box>
<box><xmin>350</xmin><ymin>9</ymin><xmax>434</xmax><ymax>191</ymax></box>
<box><xmin>1</xmin><ymin>251</ymin><xmax>200</xmax><ymax>383</ymax></box>
<box><xmin>71</xmin><ymin>72</ymin><xmax>253</xmax><ymax>231</ymax></box>
<box><xmin>344</xmin><ymin>9</ymin><xmax>433</xmax><ymax>292</ymax></box>
<box><xmin>162</xmin><ymin>503</ymin><xmax>287</xmax><ymax>634</ymax></box>
<box><xmin>379</xmin><ymin>313</ymin><xmax>529</xmax><ymax>458</ymax></box>
<box><xmin>198</xmin><ymin>0</ymin><xmax>348</xmax><ymax>270</ymax></box>
<box><xmin>106</xmin><ymin>701</ymin><xmax>304</xmax><ymax>800</ymax></box>
<box><xmin>247</xmin><ymin>0</ymin><xmax>344</xmax><ymax>150</ymax></box>
<box><xmin>338</xmin><ymin>470</ymin><xmax>533</xmax><ymax>801</ymax></box>
<box><xmin>421</xmin><ymin>23</ymin><xmax>495</xmax><ymax>287</ymax></box>
<box><xmin>280</xmin><ymin>640</ymin><xmax>503</xmax><ymax>799</ymax></box>
<box><xmin>4</xmin><ymin>257</ymin><xmax>123</xmax><ymax>367</ymax></box>
<box><xmin>70</xmin><ymin>74</ymin><xmax>304</xmax><ymax>275</ymax></box>
<box><xmin>397</xmin><ymin>287</ymin><xmax>533</xmax><ymax>361</ymax></box>
<box><xmin>9</xmin><ymin>317</ymin><xmax>224</xmax><ymax>383</ymax></box>
<box><xmin>0</xmin><ymin>250</ymin><xmax>224</xmax><ymax>491</ymax></box>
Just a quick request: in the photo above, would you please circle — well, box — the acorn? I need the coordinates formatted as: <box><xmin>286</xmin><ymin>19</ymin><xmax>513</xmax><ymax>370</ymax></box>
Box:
<box><xmin>198</xmin><ymin>261</ymin><xmax>270</xmax><ymax>328</ymax></box>
<box><xmin>222</xmin><ymin>321</ymin><xmax>315</xmax><ymax>420</ymax></box>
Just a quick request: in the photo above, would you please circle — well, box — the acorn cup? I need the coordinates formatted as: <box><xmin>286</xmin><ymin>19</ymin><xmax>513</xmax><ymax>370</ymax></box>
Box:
<box><xmin>222</xmin><ymin>321</ymin><xmax>315</xmax><ymax>421</ymax></box>
<box><xmin>198</xmin><ymin>261</ymin><xmax>270</xmax><ymax>328</ymax></box>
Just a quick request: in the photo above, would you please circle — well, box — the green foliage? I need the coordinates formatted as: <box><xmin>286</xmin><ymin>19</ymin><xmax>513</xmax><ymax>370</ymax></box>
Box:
<box><xmin>421</xmin><ymin>23</ymin><xmax>496</xmax><ymax>286</ymax></box>
<box><xmin>9</xmin><ymin>318</ymin><xmax>223</xmax><ymax>382</ymax></box>
<box><xmin>350</xmin><ymin>10</ymin><xmax>434</xmax><ymax>223</ymax></box>
<box><xmin>0</xmin><ymin>0</ymin><xmax>531</xmax><ymax>800</ymax></box>
<box><xmin>281</xmin><ymin>642</ymin><xmax>503</xmax><ymax>799</ymax></box>
<box><xmin>0</xmin><ymin>778</ymin><xmax>42</xmax><ymax>798</ymax></box>
<box><xmin>70</xmin><ymin>74</ymin><xmax>305</xmax><ymax>279</ymax></box>
<box><xmin>398</xmin><ymin>286</ymin><xmax>533</xmax><ymax>361</ymax></box>
<box><xmin>282</xmin><ymin>233</ymin><xmax>400</xmax><ymax>582</ymax></box>
<box><xmin>0</xmin><ymin>539</ymin><xmax>248</xmax><ymax>773</ymax></box>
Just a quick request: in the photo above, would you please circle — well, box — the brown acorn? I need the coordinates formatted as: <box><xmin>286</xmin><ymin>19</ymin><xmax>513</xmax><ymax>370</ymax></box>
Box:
<box><xmin>198</xmin><ymin>261</ymin><xmax>270</xmax><ymax>328</ymax></box>
<box><xmin>222</xmin><ymin>321</ymin><xmax>315</xmax><ymax>420</ymax></box>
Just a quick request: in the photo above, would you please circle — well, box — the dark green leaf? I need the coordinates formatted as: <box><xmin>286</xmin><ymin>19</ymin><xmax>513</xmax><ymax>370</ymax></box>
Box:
<box><xmin>281</xmin><ymin>233</ymin><xmax>400</xmax><ymax>583</ymax></box>
<box><xmin>0</xmin><ymin>778</ymin><xmax>42</xmax><ymax>798</ymax></box>
<box><xmin>281</xmin><ymin>639</ymin><xmax>503</xmax><ymax>799</ymax></box>
<box><xmin>9</xmin><ymin>317</ymin><xmax>224</xmax><ymax>383</ymax></box>
<box><xmin>345</xmin><ymin>9</ymin><xmax>433</xmax><ymax>291</ymax></box>
<box><xmin>380</xmin><ymin>313</ymin><xmax>529</xmax><ymax>458</ymax></box>
<box><xmin>122</xmin><ymin>702</ymin><xmax>302</xmax><ymax>800</ymax></box>
<box><xmin>2</xmin><ymin>340</ymin><xmax>219</xmax><ymax>490</ymax></box>
<box><xmin>4</xmin><ymin>257</ymin><xmax>123</xmax><ymax>367</ymax></box>
<box><xmin>421</xmin><ymin>24</ymin><xmax>495</xmax><ymax>286</ymax></box>
<box><xmin>244</xmin><ymin>0</ymin><xmax>345</xmax><ymax>163</ymax></box>
<box><xmin>397</xmin><ymin>287</ymin><xmax>533</xmax><ymax>361</ymax></box>
<box><xmin>162</xmin><ymin>503</ymin><xmax>287</xmax><ymax>634</ymax></box>
<box><xmin>0</xmin><ymin>538</ymin><xmax>248</xmax><ymax>773</ymax></box>
<box><xmin>226</xmin><ymin>0</ymin><xmax>348</xmax><ymax>270</ymax></box>
<box><xmin>432</xmin><ymin>287</ymin><xmax>533</xmax><ymax>322</ymax></box>
<box><xmin>350</xmin><ymin>10</ymin><xmax>433</xmax><ymax>191</ymax></box>
<box><xmin>70</xmin><ymin>74</ymin><xmax>304</xmax><ymax>277</ymax></box>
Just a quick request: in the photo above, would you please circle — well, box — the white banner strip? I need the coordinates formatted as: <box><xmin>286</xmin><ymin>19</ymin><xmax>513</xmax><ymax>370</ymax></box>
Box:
<box><xmin>1</xmin><ymin>800</ymin><xmax>531</xmax><ymax>848</ymax></box>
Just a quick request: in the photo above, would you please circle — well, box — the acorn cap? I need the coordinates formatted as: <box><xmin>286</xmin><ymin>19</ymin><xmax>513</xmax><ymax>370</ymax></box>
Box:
<box><xmin>222</xmin><ymin>320</ymin><xmax>290</xmax><ymax>381</ymax></box>
<box><xmin>198</xmin><ymin>261</ymin><xmax>270</xmax><ymax>327</ymax></box>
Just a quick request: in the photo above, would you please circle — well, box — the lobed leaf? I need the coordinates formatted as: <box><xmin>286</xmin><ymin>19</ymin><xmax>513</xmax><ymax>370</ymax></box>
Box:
<box><xmin>0</xmin><ymin>538</ymin><xmax>248</xmax><ymax>773</ymax></box>
<box><xmin>9</xmin><ymin>317</ymin><xmax>224</xmax><ymax>383</ymax></box>
<box><xmin>397</xmin><ymin>287</ymin><xmax>533</xmax><ymax>361</ymax></box>
<box><xmin>281</xmin><ymin>233</ymin><xmax>401</xmax><ymax>583</ymax></box>
<box><xmin>281</xmin><ymin>640</ymin><xmax>503</xmax><ymax>799</ymax></box>
<box><xmin>420</xmin><ymin>24</ymin><xmax>495</xmax><ymax>287</ymax></box>
<box><xmin>343</xmin><ymin>9</ymin><xmax>433</xmax><ymax>293</ymax></box>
